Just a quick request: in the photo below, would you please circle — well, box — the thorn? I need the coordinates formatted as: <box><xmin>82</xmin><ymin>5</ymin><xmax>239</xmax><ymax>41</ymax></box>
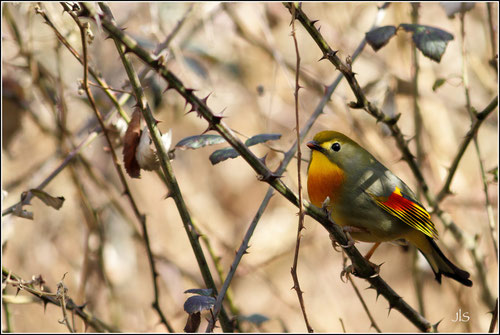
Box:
<box><xmin>183</xmin><ymin>99</ymin><xmax>190</xmax><ymax>112</ymax></box>
<box><xmin>351</xmin><ymin>72</ymin><xmax>357</xmax><ymax>76</ymax></box>
<box><xmin>16</xmin><ymin>287</ymin><xmax>20</xmax><ymax>296</ymax></box>
<box><xmin>258</xmin><ymin>173</ymin><xmax>282</xmax><ymax>183</ymax></box>
<box><xmin>317</xmin><ymin>25</ymin><xmax>321</xmax><ymax>32</ymax></box>
<box><xmin>162</xmin><ymin>84</ymin><xmax>172</xmax><ymax>94</ymax></box>
<box><xmin>164</xmin><ymin>191</ymin><xmax>173</xmax><ymax>199</ymax></box>
<box><xmin>43</xmin><ymin>299</ymin><xmax>48</xmax><ymax>313</ymax></box>
<box><xmin>318</xmin><ymin>54</ymin><xmax>328</xmax><ymax>62</ymax></box>
<box><xmin>386</xmin><ymin>113</ymin><xmax>401</xmax><ymax>125</ymax></box>
<box><xmin>120</xmin><ymin>26</ymin><xmax>128</xmax><ymax>32</ymax></box>
<box><xmin>432</xmin><ymin>319</ymin><xmax>443</xmax><ymax>331</ymax></box>
<box><xmin>185</xmin><ymin>88</ymin><xmax>197</xmax><ymax>95</ymax></box>
<box><xmin>212</xmin><ymin>115</ymin><xmax>223</xmax><ymax>124</ymax></box>
<box><xmin>365</xmin><ymin>284</ymin><xmax>377</xmax><ymax>291</ymax></box>
<box><xmin>202</xmin><ymin>123</ymin><xmax>217</xmax><ymax>135</ymax></box>
<box><xmin>348</xmin><ymin>101</ymin><xmax>363</xmax><ymax>109</ymax></box>
<box><xmin>201</xmin><ymin>92</ymin><xmax>212</xmax><ymax>105</ymax></box>
<box><xmin>259</xmin><ymin>153</ymin><xmax>269</xmax><ymax>165</ymax></box>
<box><xmin>83</xmin><ymin>321</ymin><xmax>89</xmax><ymax>332</ymax></box>
<box><xmin>311</xmin><ymin>19</ymin><xmax>319</xmax><ymax>26</ymax></box>
<box><xmin>77</xmin><ymin>302</ymin><xmax>88</xmax><ymax>310</ymax></box>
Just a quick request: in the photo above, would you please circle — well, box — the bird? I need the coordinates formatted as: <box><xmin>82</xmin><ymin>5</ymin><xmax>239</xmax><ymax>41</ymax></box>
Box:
<box><xmin>306</xmin><ymin>130</ymin><xmax>472</xmax><ymax>287</ymax></box>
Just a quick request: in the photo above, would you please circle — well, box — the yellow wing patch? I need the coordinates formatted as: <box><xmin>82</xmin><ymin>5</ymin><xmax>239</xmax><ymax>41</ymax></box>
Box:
<box><xmin>371</xmin><ymin>187</ymin><xmax>439</xmax><ymax>239</ymax></box>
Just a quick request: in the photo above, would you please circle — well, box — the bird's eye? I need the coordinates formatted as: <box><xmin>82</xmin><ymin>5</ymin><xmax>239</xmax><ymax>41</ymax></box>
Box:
<box><xmin>331</xmin><ymin>142</ymin><xmax>341</xmax><ymax>152</ymax></box>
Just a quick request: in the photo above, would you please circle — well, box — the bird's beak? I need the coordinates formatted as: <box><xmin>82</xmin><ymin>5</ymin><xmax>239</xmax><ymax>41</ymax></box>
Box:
<box><xmin>307</xmin><ymin>141</ymin><xmax>322</xmax><ymax>151</ymax></box>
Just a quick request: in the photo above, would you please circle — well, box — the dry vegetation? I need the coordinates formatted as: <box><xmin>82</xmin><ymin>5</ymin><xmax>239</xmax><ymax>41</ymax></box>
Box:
<box><xmin>2</xmin><ymin>2</ymin><xmax>498</xmax><ymax>333</ymax></box>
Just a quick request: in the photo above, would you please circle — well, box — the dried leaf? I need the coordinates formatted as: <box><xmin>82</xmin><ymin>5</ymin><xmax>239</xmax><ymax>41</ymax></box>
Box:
<box><xmin>123</xmin><ymin>109</ymin><xmax>142</xmax><ymax>178</ymax></box>
<box><xmin>209</xmin><ymin>147</ymin><xmax>240</xmax><ymax>164</ymax></box>
<box><xmin>237</xmin><ymin>313</ymin><xmax>270</xmax><ymax>326</ymax></box>
<box><xmin>184</xmin><ymin>312</ymin><xmax>201</xmax><ymax>333</ymax></box>
<box><xmin>245</xmin><ymin>133</ymin><xmax>281</xmax><ymax>146</ymax></box>
<box><xmin>183</xmin><ymin>295</ymin><xmax>215</xmax><ymax>314</ymax></box>
<box><xmin>365</xmin><ymin>26</ymin><xmax>397</xmax><ymax>51</ymax></box>
<box><xmin>30</xmin><ymin>189</ymin><xmax>65</xmax><ymax>210</ymax></box>
<box><xmin>209</xmin><ymin>133</ymin><xmax>281</xmax><ymax>165</ymax></box>
<box><xmin>135</xmin><ymin>127</ymin><xmax>159</xmax><ymax>171</ymax></box>
<box><xmin>432</xmin><ymin>78</ymin><xmax>446</xmax><ymax>91</ymax></box>
<box><xmin>399</xmin><ymin>24</ymin><xmax>454</xmax><ymax>62</ymax></box>
<box><xmin>175</xmin><ymin>134</ymin><xmax>226</xmax><ymax>150</ymax></box>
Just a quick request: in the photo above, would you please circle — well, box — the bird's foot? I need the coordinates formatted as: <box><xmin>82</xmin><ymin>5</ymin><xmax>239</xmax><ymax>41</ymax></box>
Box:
<box><xmin>341</xmin><ymin>260</ymin><xmax>382</xmax><ymax>281</ymax></box>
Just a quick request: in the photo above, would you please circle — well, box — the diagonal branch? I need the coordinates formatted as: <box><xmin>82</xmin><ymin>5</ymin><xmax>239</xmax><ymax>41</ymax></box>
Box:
<box><xmin>80</xmin><ymin>3</ymin><xmax>432</xmax><ymax>331</ymax></box>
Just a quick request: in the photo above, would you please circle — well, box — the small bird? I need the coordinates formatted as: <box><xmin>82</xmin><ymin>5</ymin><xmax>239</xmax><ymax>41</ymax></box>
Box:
<box><xmin>307</xmin><ymin>130</ymin><xmax>472</xmax><ymax>287</ymax></box>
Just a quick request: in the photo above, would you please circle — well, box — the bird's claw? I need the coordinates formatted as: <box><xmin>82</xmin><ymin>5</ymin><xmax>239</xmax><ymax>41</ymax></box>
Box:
<box><xmin>329</xmin><ymin>231</ymin><xmax>355</xmax><ymax>250</ymax></box>
<box><xmin>321</xmin><ymin>196</ymin><xmax>332</xmax><ymax>215</ymax></box>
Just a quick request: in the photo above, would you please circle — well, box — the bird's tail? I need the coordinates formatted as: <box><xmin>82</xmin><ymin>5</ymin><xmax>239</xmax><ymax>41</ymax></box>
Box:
<box><xmin>408</xmin><ymin>231</ymin><xmax>472</xmax><ymax>287</ymax></box>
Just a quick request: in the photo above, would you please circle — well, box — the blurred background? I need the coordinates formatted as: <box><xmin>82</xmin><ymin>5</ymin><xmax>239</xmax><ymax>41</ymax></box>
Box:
<box><xmin>2</xmin><ymin>2</ymin><xmax>498</xmax><ymax>332</ymax></box>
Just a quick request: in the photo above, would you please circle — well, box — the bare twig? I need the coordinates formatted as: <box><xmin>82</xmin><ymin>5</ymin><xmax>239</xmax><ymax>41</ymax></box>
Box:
<box><xmin>207</xmin><ymin>3</ymin><xmax>391</xmax><ymax>331</ymax></box>
<box><xmin>82</xmin><ymin>3</ymin><xmax>433</xmax><ymax>331</ymax></box>
<box><xmin>458</xmin><ymin>8</ymin><xmax>498</xmax><ymax>263</ymax></box>
<box><xmin>2</xmin><ymin>267</ymin><xmax>118</xmax><ymax>332</ymax></box>
<box><xmin>435</xmin><ymin>96</ymin><xmax>498</xmax><ymax>203</ymax></box>
<box><xmin>284</xmin><ymin>0</ymin><xmax>497</xmax><ymax>313</ymax></box>
<box><xmin>56</xmin><ymin>273</ymin><xmax>75</xmax><ymax>333</ymax></box>
<box><xmin>289</xmin><ymin>5</ymin><xmax>313</xmax><ymax>333</ymax></box>
<box><xmin>346</xmin><ymin>273</ymin><xmax>382</xmax><ymax>333</ymax></box>
<box><xmin>410</xmin><ymin>3</ymin><xmax>426</xmax><ymax>318</ymax></box>
<box><xmin>95</xmin><ymin>3</ymin><xmax>233</xmax><ymax>331</ymax></box>
<box><xmin>486</xmin><ymin>3</ymin><xmax>498</xmax><ymax>73</ymax></box>
<box><xmin>34</xmin><ymin>4</ymin><xmax>130</xmax><ymax>123</ymax></box>
<box><xmin>61</xmin><ymin>3</ymin><xmax>176</xmax><ymax>331</ymax></box>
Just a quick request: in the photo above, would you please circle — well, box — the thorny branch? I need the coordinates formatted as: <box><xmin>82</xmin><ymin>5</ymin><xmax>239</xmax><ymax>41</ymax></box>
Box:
<box><xmin>96</xmin><ymin>3</ymin><xmax>234</xmax><ymax>332</ymax></box>
<box><xmin>289</xmin><ymin>5</ymin><xmax>313</xmax><ymax>333</ymax></box>
<box><xmin>283</xmin><ymin>1</ymin><xmax>498</xmax><ymax>312</ymax></box>
<box><xmin>80</xmin><ymin>3</ymin><xmax>432</xmax><ymax>331</ymax></box>
<box><xmin>2</xmin><ymin>267</ymin><xmax>118</xmax><ymax>332</ymax></box>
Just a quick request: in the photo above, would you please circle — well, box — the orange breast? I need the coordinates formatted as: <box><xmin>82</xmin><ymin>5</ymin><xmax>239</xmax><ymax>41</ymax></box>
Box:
<box><xmin>307</xmin><ymin>151</ymin><xmax>345</xmax><ymax>207</ymax></box>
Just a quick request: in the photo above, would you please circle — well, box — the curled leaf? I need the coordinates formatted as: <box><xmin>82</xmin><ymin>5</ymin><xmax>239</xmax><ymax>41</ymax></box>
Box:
<box><xmin>135</xmin><ymin>127</ymin><xmax>159</xmax><ymax>171</ymax></box>
<box><xmin>123</xmin><ymin>109</ymin><xmax>142</xmax><ymax>178</ymax></box>
<box><xmin>161</xmin><ymin>129</ymin><xmax>172</xmax><ymax>151</ymax></box>
<box><xmin>175</xmin><ymin>134</ymin><xmax>226</xmax><ymax>150</ymax></box>
<box><xmin>209</xmin><ymin>133</ymin><xmax>281</xmax><ymax>165</ymax></box>
<box><xmin>209</xmin><ymin>147</ymin><xmax>240</xmax><ymax>164</ymax></box>
<box><xmin>399</xmin><ymin>24</ymin><xmax>454</xmax><ymax>62</ymax></box>
<box><xmin>30</xmin><ymin>189</ymin><xmax>65</xmax><ymax>210</ymax></box>
<box><xmin>432</xmin><ymin>78</ymin><xmax>446</xmax><ymax>92</ymax></box>
<box><xmin>183</xmin><ymin>295</ymin><xmax>215</xmax><ymax>314</ymax></box>
<box><xmin>365</xmin><ymin>26</ymin><xmax>397</xmax><ymax>51</ymax></box>
<box><xmin>245</xmin><ymin>133</ymin><xmax>281</xmax><ymax>146</ymax></box>
<box><xmin>184</xmin><ymin>288</ymin><xmax>214</xmax><ymax>296</ymax></box>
